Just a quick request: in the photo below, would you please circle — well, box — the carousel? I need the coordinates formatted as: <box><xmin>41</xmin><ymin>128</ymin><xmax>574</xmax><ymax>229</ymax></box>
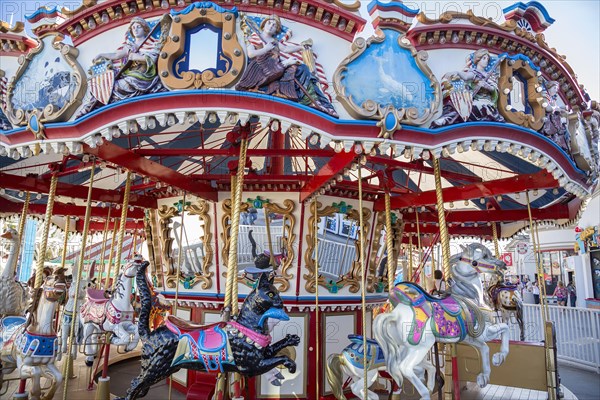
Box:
<box><xmin>0</xmin><ymin>0</ymin><xmax>598</xmax><ymax>399</ymax></box>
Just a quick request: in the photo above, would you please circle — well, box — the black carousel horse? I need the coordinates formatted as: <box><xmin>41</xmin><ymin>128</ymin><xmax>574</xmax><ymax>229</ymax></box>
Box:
<box><xmin>117</xmin><ymin>262</ymin><xmax>299</xmax><ymax>399</ymax></box>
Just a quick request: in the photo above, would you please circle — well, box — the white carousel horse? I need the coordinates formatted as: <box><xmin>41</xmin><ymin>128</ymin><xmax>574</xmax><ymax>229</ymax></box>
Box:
<box><xmin>373</xmin><ymin>243</ymin><xmax>510</xmax><ymax>400</ymax></box>
<box><xmin>326</xmin><ymin>334</ymin><xmax>437</xmax><ymax>400</ymax></box>
<box><xmin>0</xmin><ymin>268</ymin><xmax>67</xmax><ymax>400</ymax></box>
<box><xmin>0</xmin><ymin>228</ymin><xmax>29</xmax><ymax>316</ymax></box>
<box><xmin>79</xmin><ymin>257</ymin><xmax>140</xmax><ymax>365</ymax></box>
<box><xmin>60</xmin><ymin>260</ymin><xmax>95</xmax><ymax>360</ymax></box>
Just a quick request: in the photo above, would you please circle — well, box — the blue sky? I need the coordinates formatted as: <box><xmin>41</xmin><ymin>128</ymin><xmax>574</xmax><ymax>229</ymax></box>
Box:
<box><xmin>1</xmin><ymin>1</ymin><xmax>598</xmax><ymax>99</ymax></box>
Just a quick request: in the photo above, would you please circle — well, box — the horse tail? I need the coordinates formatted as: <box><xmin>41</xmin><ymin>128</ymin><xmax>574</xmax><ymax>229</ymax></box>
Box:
<box><xmin>136</xmin><ymin>261</ymin><xmax>152</xmax><ymax>340</ymax></box>
<box><xmin>249</xmin><ymin>229</ymin><xmax>258</xmax><ymax>259</ymax></box>
<box><xmin>325</xmin><ymin>353</ymin><xmax>347</xmax><ymax>400</ymax></box>
<box><xmin>514</xmin><ymin>295</ymin><xmax>525</xmax><ymax>341</ymax></box>
<box><xmin>373</xmin><ymin>308</ymin><xmax>404</xmax><ymax>388</ymax></box>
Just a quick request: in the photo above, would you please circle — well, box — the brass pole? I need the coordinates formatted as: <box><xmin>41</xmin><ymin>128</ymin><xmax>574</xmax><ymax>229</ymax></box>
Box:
<box><xmin>60</xmin><ymin>216</ymin><xmax>71</xmax><ymax>270</ymax></box>
<box><xmin>113</xmin><ymin>171</ymin><xmax>133</xmax><ymax>287</ymax></box>
<box><xmin>384</xmin><ymin>192</ymin><xmax>395</xmax><ymax>292</ymax></box>
<box><xmin>313</xmin><ymin>197</ymin><xmax>320</xmax><ymax>400</ymax></box>
<box><xmin>35</xmin><ymin>174</ymin><xmax>58</xmax><ymax>288</ymax></box>
<box><xmin>98</xmin><ymin>207</ymin><xmax>111</xmax><ymax>281</ymax></box>
<box><xmin>14</xmin><ymin>191</ymin><xmax>30</xmax><ymax>272</ymax></box>
<box><xmin>63</xmin><ymin>163</ymin><xmax>96</xmax><ymax>398</ymax></box>
<box><xmin>492</xmin><ymin>222</ymin><xmax>500</xmax><ymax>259</ymax></box>
<box><xmin>264</xmin><ymin>207</ymin><xmax>276</xmax><ymax>267</ymax></box>
<box><xmin>408</xmin><ymin>235</ymin><xmax>414</xmax><ymax>281</ymax></box>
<box><xmin>103</xmin><ymin>220</ymin><xmax>118</xmax><ymax>290</ymax></box>
<box><xmin>169</xmin><ymin>192</ymin><xmax>186</xmax><ymax>400</ymax></box>
<box><xmin>358</xmin><ymin>166</ymin><xmax>368</xmax><ymax>399</ymax></box>
<box><xmin>415</xmin><ymin>209</ymin><xmax>422</xmax><ymax>284</ymax></box>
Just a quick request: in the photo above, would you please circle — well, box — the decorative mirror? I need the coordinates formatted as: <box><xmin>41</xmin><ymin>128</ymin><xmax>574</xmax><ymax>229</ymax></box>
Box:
<box><xmin>221</xmin><ymin>198</ymin><xmax>296</xmax><ymax>292</ymax></box>
<box><xmin>305</xmin><ymin>201</ymin><xmax>371</xmax><ymax>293</ymax></box>
<box><xmin>160</xmin><ymin>200</ymin><xmax>213</xmax><ymax>289</ymax></box>
<box><xmin>367</xmin><ymin>212</ymin><xmax>404</xmax><ymax>293</ymax></box>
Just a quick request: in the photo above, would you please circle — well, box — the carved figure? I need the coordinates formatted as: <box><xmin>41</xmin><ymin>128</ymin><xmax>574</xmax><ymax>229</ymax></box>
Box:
<box><xmin>79</xmin><ymin>17</ymin><xmax>167</xmax><ymax>114</ymax></box>
<box><xmin>431</xmin><ymin>49</ymin><xmax>504</xmax><ymax>127</ymax></box>
<box><xmin>485</xmin><ymin>275</ymin><xmax>525</xmax><ymax>341</ymax></box>
<box><xmin>373</xmin><ymin>244</ymin><xmax>510</xmax><ymax>400</ymax></box>
<box><xmin>0</xmin><ymin>228</ymin><xmax>29</xmax><ymax>316</ymax></box>
<box><xmin>79</xmin><ymin>257</ymin><xmax>141</xmax><ymax>366</ymax></box>
<box><xmin>0</xmin><ymin>268</ymin><xmax>67</xmax><ymax>400</ymax></box>
<box><xmin>326</xmin><ymin>334</ymin><xmax>439</xmax><ymax>400</ymax></box>
<box><xmin>117</xmin><ymin>263</ymin><xmax>299</xmax><ymax>400</ymax></box>
<box><xmin>540</xmin><ymin>81</ymin><xmax>571</xmax><ymax>153</ymax></box>
<box><xmin>236</xmin><ymin>15</ymin><xmax>338</xmax><ymax>118</ymax></box>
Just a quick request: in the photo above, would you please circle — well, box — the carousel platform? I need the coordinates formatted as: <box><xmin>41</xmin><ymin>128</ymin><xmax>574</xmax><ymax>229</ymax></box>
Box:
<box><xmin>2</xmin><ymin>353</ymin><xmax>595</xmax><ymax>399</ymax></box>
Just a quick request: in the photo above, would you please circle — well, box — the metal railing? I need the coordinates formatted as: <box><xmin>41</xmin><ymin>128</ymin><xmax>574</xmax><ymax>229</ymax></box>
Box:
<box><xmin>314</xmin><ymin>238</ymin><xmax>356</xmax><ymax>279</ymax></box>
<box><xmin>504</xmin><ymin>304</ymin><xmax>600</xmax><ymax>372</ymax></box>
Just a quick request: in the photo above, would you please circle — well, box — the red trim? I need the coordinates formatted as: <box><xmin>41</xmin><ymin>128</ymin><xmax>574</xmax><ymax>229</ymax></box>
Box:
<box><xmin>299</xmin><ymin>150</ymin><xmax>357</xmax><ymax>202</ymax></box>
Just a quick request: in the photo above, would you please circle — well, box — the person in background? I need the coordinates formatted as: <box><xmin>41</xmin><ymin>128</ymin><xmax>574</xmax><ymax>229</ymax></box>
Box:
<box><xmin>567</xmin><ymin>281</ymin><xmax>577</xmax><ymax>307</ymax></box>
<box><xmin>530</xmin><ymin>280</ymin><xmax>540</xmax><ymax>304</ymax></box>
<box><xmin>553</xmin><ymin>281</ymin><xmax>568</xmax><ymax>306</ymax></box>
<box><xmin>431</xmin><ymin>269</ymin><xmax>447</xmax><ymax>295</ymax></box>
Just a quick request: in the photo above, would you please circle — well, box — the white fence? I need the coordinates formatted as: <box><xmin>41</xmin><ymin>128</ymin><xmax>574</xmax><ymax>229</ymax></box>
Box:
<box><xmin>237</xmin><ymin>225</ymin><xmax>284</xmax><ymax>268</ymax></box>
<box><xmin>505</xmin><ymin>304</ymin><xmax>600</xmax><ymax>372</ymax></box>
<box><xmin>315</xmin><ymin>238</ymin><xmax>356</xmax><ymax>279</ymax></box>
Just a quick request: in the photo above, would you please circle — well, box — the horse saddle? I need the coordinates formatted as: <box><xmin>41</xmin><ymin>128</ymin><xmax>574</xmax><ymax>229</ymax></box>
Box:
<box><xmin>345</xmin><ymin>334</ymin><xmax>385</xmax><ymax>369</ymax></box>
<box><xmin>168</xmin><ymin>316</ymin><xmax>231</xmax><ymax>372</ymax></box>
<box><xmin>392</xmin><ymin>282</ymin><xmax>461</xmax><ymax>316</ymax></box>
<box><xmin>86</xmin><ymin>288</ymin><xmax>110</xmax><ymax>304</ymax></box>
<box><xmin>0</xmin><ymin>316</ymin><xmax>26</xmax><ymax>348</ymax></box>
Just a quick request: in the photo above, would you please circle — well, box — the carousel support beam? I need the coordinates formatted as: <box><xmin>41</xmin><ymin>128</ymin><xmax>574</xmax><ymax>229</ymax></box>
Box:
<box><xmin>84</xmin><ymin>142</ymin><xmax>217</xmax><ymax>201</ymax></box>
<box><xmin>369</xmin><ymin>156</ymin><xmax>483</xmax><ymax>183</ymax></box>
<box><xmin>375</xmin><ymin>170</ymin><xmax>559</xmax><ymax>211</ymax></box>
<box><xmin>135</xmin><ymin>148</ymin><xmax>333</xmax><ymax>158</ymax></box>
<box><xmin>0</xmin><ymin>199</ymin><xmax>145</xmax><ymax>220</ymax></box>
<box><xmin>400</xmin><ymin>204</ymin><xmax>573</xmax><ymax>223</ymax></box>
<box><xmin>0</xmin><ymin>172</ymin><xmax>157</xmax><ymax>209</ymax></box>
<box><xmin>299</xmin><ymin>150</ymin><xmax>357</xmax><ymax>203</ymax></box>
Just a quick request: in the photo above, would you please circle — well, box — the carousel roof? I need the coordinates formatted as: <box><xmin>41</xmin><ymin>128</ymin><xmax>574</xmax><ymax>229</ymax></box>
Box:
<box><xmin>0</xmin><ymin>0</ymin><xmax>598</xmax><ymax>241</ymax></box>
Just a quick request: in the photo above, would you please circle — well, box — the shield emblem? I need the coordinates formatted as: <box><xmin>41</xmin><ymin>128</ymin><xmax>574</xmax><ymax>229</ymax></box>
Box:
<box><xmin>448</xmin><ymin>81</ymin><xmax>473</xmax><ymax>122</ymax></box>
<box><xmin>88</xmin><ymin>60</ymin><xmax>115</xmax><ymax>105</ymax></box>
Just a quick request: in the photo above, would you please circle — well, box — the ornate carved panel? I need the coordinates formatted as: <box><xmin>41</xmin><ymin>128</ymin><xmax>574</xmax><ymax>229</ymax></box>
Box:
<box><xmin>158</xmin><ymin>3</ymin><xmax>244</xmax><ymax>90</ymax></box>
<box><xmin>498</xmin><ymin>54</ymin><xmax>545</xmax><ymax>130</ymax></box>
<box><xmin>157</xmin><ymin>204</ymin><xmax>178</xmax><ymax>287</ymax></box>
<box><xmin>304</xmin><ymin>202</ymin><xmax>371</xmax><ymax>293</ymax></box>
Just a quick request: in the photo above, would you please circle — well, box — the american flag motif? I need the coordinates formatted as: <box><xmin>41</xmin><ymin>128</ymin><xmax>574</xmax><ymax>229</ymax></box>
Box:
<box><xmin>89</xmin><ymin>61</ymin><xmax>115</xmax><ymax>105</ymax></box>
<box><xmin>448</xmin><ymin>80</ymin><xmax>473</xmax><ymax>122</ymax></box>
<box><xmin>246</xmin><ymin>33</ymin><xmax>332</xmax><ymax>100</ymax></box>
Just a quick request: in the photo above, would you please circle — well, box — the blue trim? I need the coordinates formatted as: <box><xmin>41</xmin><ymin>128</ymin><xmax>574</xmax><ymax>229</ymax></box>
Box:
<box><xmin>25</xmin><ymin>6</ymin><xmax>62</xmax><ymax>20</ymax></box>
<box><xmin>497</xmin><ymin>52</ymin><xmax>540</xmax><ymax>71</ymax></box>
<box><xmin>171</xmin><ymin>2</ymin><xmax>238</xmax><ymax>17</ymax></box>
<box><xmin>502</xmin><ymin>2</ymin><xmax>555</xmax><ymax>24</ymax></box>
<box><xmin>367</xmin><ymin>0</ymin><xmax>419</xmax><ymax>15</ymax></box>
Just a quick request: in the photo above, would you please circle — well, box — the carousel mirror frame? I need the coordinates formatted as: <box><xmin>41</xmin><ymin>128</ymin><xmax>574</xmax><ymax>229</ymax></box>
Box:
<box><xmin>367</xmin><ymin>212</ymin><xmax>404</xmax><ymax>292</ymax></box>
<box><xmin>160</xmin><ymin>200</ymin><xmax>214</xmax><ymax>289</ymax></box>
<box><xmin>221</xmin><ymin>198</ymin><xmax>296</xmax><ymax>292</ymax></box>
<box><xmin>304</xmin><ymin>201</ymin><xmax>372</xmax><ymax>293</ymax></box>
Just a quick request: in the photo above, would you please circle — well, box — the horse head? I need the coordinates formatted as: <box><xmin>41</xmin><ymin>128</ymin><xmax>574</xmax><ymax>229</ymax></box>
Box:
<box><xmin>238</xmin><ymin>272</ymin><xmax>289</xmax><ymax>335</ymax></box>
<box><xmin>453</xmin><ymin>243</ymin><xmax>506</xmax><ymax>279</ymax></box>
<box><xmin>43</xmin><ymin>267</ymin><xmax>68</xmax><ymax>305</ymax></box>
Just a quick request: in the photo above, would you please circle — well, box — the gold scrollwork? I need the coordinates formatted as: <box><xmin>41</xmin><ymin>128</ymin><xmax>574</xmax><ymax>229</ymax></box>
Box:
<box><xmin>4</xmin><ymin>34</ymin><xmax>87</xmax><ymax>126</ymax></box>
<box><xmin>498</xmin><ymin>58</ymin><xmax>545</xmax><ymax>131</ymax></box>
<box><xmin>158</xmin><ymin>205</ymin><xmax>179</xmax><ymax>288</ymax></box>
<box><xmin>185</xmin><ymin>200</ymin><xmax>214</xmax><ymax>290</ymax></box>
<box><xmin>221</xmin><ymin>199</ymin><xmax>296</xmax><ymax>293</ymax></box>
<box><xmin>416</xmin><ymin>10</ymin><xmax>517</xmax><ymax>32</ymax></box>
<box><xmin>333</xmin><ymin>32</ymin><xmax>440</xmax><ymax>134</ymax></box>
<box><xmin>367</xmin><ymin>212</ymin><xmax>404</xmax><ymax>292</ymax></box>
<box><xmin>158</xmin><ymin>5</ymin><xmax>245</xmax><ymax>90</ymax></box>
<box><xmin>304</xmin><ymin>202</ymin><xmax>371</xmax><ymax>293</ymax></box>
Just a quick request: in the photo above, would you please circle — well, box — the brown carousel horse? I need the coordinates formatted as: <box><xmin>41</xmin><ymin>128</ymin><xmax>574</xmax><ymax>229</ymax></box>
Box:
<box><xmin>486</xmin><ymin>275</ymin><xmax>525</xmax><ymax>341</ymax></box>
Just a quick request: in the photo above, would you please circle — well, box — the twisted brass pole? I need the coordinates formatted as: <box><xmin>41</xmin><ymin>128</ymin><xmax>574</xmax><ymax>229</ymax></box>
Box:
<box><xmin>14</xmin><ymin>191</ymin><xmax>30</xmax><ymax>272</ymax></box>
<box><xmin>98</xmin><ymin>207</ymin><xmax>111</xmax><ymax>281</ymax></box>
<box><xmin>103</xmin><ymin>220</ymin><xmax>118</xmax><ymax>290</ymax></box>
<box><xmin>415</xmin><ymin>209</ymin><xmax>422</xmax><ymax>284</ymax></box>
<box><xmin>384</xmin><ymin>192</ymin><xmax>395</xmax><ymax>292</ymax></box>
<box><xmin>492</xmin><ymin>222</ymin><xmax>500</xmax><ymax>259</ymax></box>
<box><xmin>313</xmin><ymin>197</ymin><xmax>320</xmax><ymax>400</ymax></box>
<box><xmin>358</xmin><ymin>166</ymin><xmax>368</xmax><ymax>400</ymax></box>
<box><xmin>35</xmin><ymin>174</ymin><xmax>58</xmax><ymax>288</ymax></box>
<box><xmin>60</xmin><ymin>216</ymin><xmax>71</xmax><ymax>270</ymax></box>
<box><xmin>113</xmin><ymin>171</ymin><xmax>132</xmax><ymax>284</ymax></box>
<box><xmin>432</xmin><ymin>156</ymin><xmax>451</xmax><ymax>280</ymax></box>
<box><xmin>63</xmin><ymin>163</ymin><xmax>95</xmax><ymax>399</ymax></box>
<box><xmin>408</xmin><ymin>236</ymin><xmax>414</xmax><ymax>281</ymax></box>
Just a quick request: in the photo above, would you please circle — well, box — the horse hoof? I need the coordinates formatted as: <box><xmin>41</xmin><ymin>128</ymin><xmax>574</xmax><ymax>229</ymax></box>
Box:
<box><xmin>492</xmin><ymin>353</ymin><xmax>505</xmax><ymax>366</ymax></box>
<box><xmin>476</xmin><ymin>373</ymin><xmax>489</xmax><ymax>388</ymax></box>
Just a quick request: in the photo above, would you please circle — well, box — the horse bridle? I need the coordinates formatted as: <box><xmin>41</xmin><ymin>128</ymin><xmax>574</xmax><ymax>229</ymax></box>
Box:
<box><xmin>459</xmin><ymin>256</ymin><xmax>500</xmax><ymax>275</ymax></box>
